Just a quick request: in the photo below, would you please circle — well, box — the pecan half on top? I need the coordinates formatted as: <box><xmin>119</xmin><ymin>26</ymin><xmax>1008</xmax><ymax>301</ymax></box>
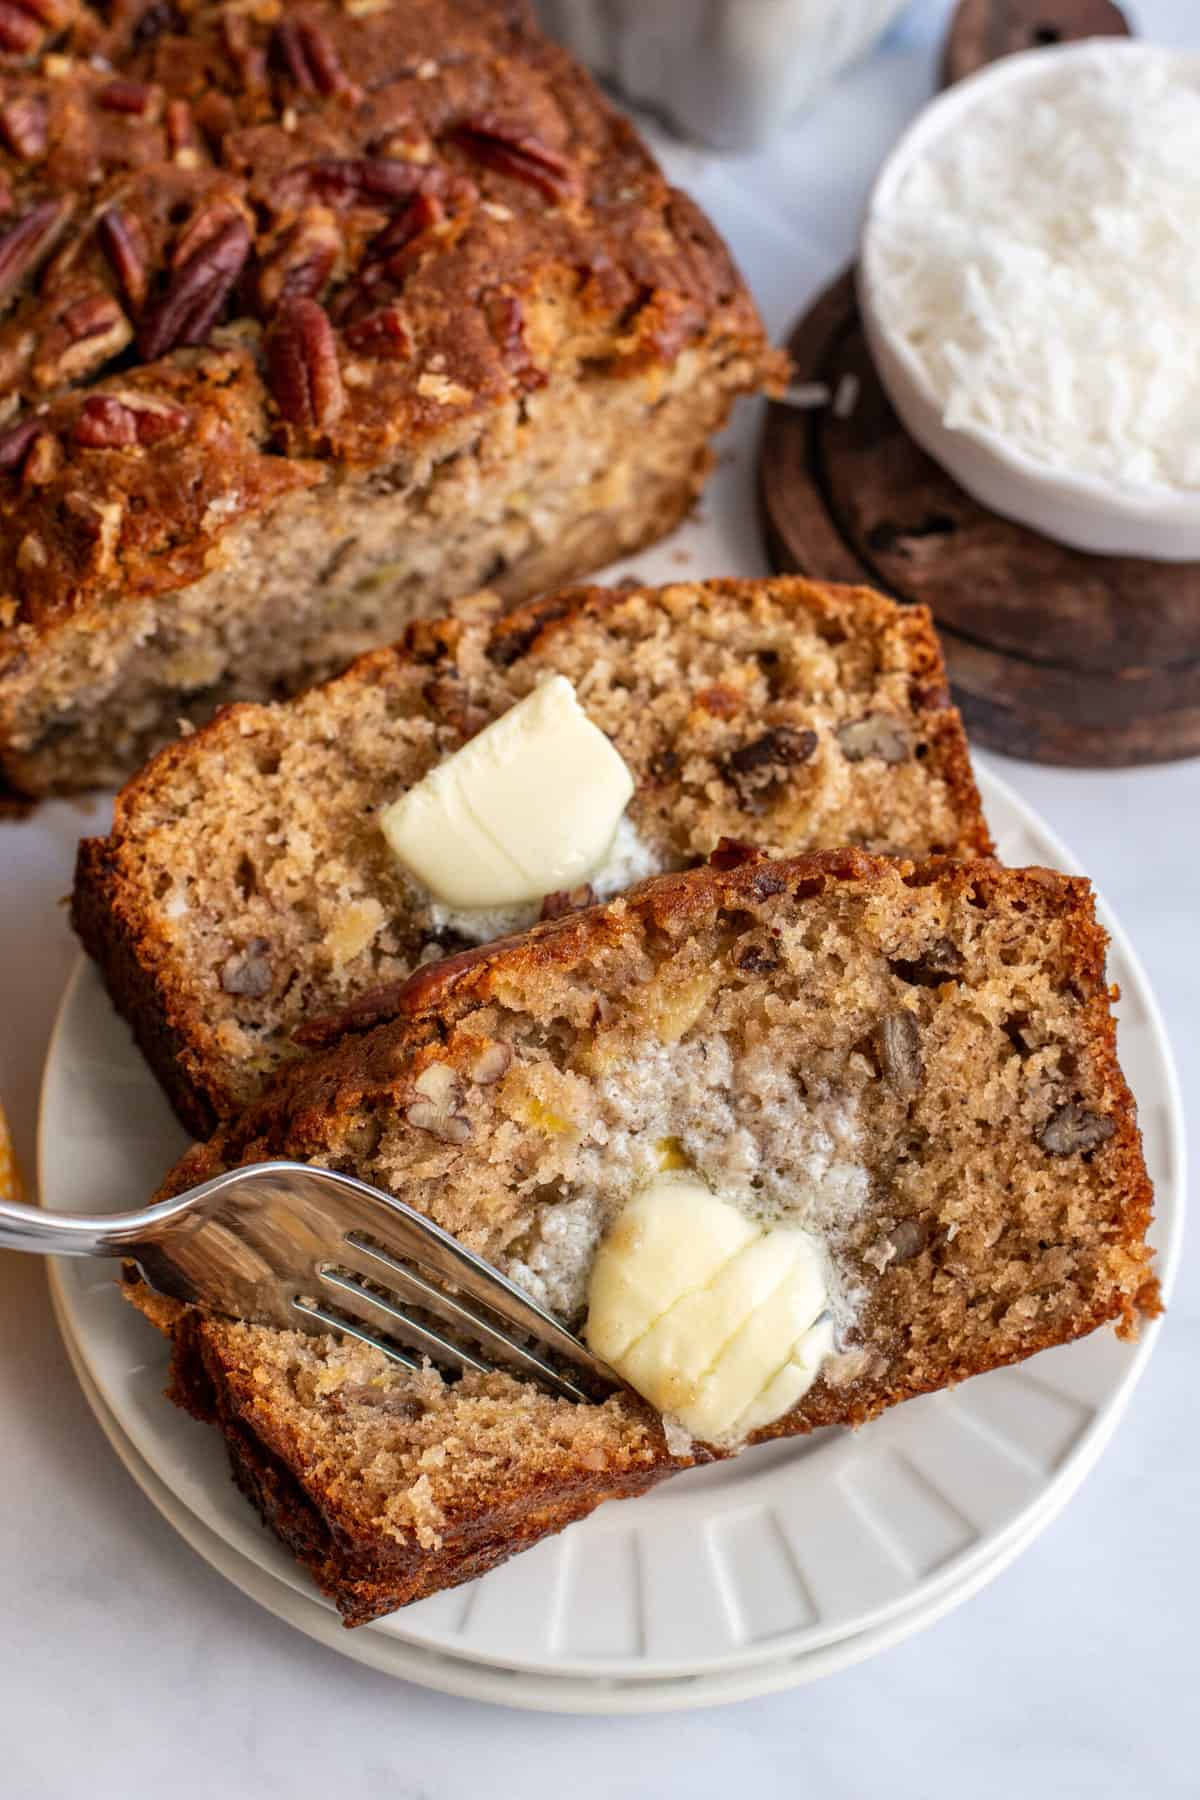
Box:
<box><xmin>266</xmin><ymin>295</ymin><xmax>345</xmax><ymax>433</ymax></box>
<box><xmin>97</xmin><ymin>207</ymin><xmax>149</xmax><ymax>312</ymax></box>
<box><xmin>484</xmin><ymin>291</ymin><xmax>546</xmax><ymax>392</ymax></box>
<box><xmin>96</xmin><ymin>79</ymin><xmax>160</xmax><ymax>118</ymax></box>
<box><xmin>276</xmin><ymin>156</ymin><xmax>441</xmax><ymax>211</ymax></box>
<box><xmin>0</xmin><ymin>2</ymin><xmax>43</xmax><ymax>54</ymax></box>
<box><xmin>137</xmin><ymin>212</ymin><xmax>251</xmax><ymax>359</ymax></box>
<box><xmin>34</xmin><ymin>288</ymin><xmax>131</xmax><ymax>388</ymax></box>
<box><xmin>72</xmin><ymin>392</ymin><xmax>190</xmax><ymax>448</ymax></box>
<box><xmin>0</xmin><ymin>198</ymin><xmax>71</xmax><ymax>303</ymax></box>
<box><xmin>342</xmin><ymin>304</ymin><xmax>413</xmax><ymax>360</ymax></box>
<box><xmin>252</xmin><ymin>205</ymin><xmax>342</xmax><ymax>315</ymax></box>
<box><xmin>0</xmin><ymin>94</ymin><xmax>48</xmax><ymax>162</ymax></box>
<box><xmin>273</xmin><ymin>17</ymin><xmax>359</xmax><ymax>102</ymax></box>
<box><xmin>451</xmin><ymin>116</ymin><xmax>580</xmax><ymax>204</ymax></box>
<box><xmin>0</xmin><ymin>411</ymin><xmax>45</xmax><ymax>473</ymax></box>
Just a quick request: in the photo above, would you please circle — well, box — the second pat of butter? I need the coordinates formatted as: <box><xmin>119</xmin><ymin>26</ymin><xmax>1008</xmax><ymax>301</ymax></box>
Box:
<box><xmin>585</xmin><ymin>1175</ymin><xmax>833</xmax><ymax>1445</ymax></box>
<box><xmin>379</xmin><ymin>675</ymin><xmax>634</xmax><ymax>909</ymax></box>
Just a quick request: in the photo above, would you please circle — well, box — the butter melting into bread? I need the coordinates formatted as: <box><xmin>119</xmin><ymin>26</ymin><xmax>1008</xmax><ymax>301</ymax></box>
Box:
<box><xmin>135</xmin><ymin>849</ymin><xmax>1156</xmax><ymax>1626</ymax></box>
<box><xmin>73</xmin><ymin>575</ymin><xmax>991</xmax><ymax>1134</ymax></box>
<box><xmin>0</xmin><ymin>0</ymin><xmax>780</xmax><ymax>801</ymax></box>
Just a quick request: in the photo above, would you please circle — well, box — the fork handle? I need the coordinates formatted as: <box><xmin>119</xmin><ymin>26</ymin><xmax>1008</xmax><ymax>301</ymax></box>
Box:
<box><xmin>0</xmin><ymin>1195</ymin><xmax>154</xmax><ymax>1259</ymax></box>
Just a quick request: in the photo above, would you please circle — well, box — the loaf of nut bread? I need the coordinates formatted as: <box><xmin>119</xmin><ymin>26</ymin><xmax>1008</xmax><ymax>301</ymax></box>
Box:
<box><xmin>0</xmin><ymin>0</ymin><xmax>781</xmax><ymax>802</ymax></box>
<box><xmin>132</xmin><ymin>848</ymin><xmax>1156</xmax><ymax>1626</ymax></box>
<box><xmin>73</xmin><ymin>575</ymin><xmax>992</xmax><ymax>1133</ymax></box>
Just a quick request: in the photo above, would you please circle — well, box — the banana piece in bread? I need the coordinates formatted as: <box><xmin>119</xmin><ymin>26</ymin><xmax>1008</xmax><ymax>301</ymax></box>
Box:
<box><xmin>133</xmin><ymin>848</ymin><xmax>1156</xmax><ymax>1626</ymax></box>
<box><xmin>73</xmin><ymin>575</ymin><xmax>991</xmax><ymax>1135</ymax></box>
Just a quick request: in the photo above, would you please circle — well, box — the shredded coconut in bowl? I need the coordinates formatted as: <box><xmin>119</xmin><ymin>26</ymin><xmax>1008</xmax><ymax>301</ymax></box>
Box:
<box><xmin>868</xmin><ymin>45</ymin><xmax>1200</xmax><ymax>492</ymax></box>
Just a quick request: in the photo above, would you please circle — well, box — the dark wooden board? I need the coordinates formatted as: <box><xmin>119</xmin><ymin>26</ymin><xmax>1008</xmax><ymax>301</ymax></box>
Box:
<box><xmin>942</xmin><ymin>0</ymin><xmax>1130</xmax><ymax>84</ymax></box>
<box><xmin>759</xmin><ymin>0</ymin><xmax>1200</xmax><ymax>766</ymax></box>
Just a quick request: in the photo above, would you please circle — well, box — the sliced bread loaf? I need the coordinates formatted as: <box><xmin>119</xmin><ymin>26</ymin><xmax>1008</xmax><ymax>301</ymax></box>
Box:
<box><xmin>73</xmin><ymin>575</ymin><xmax>990</xmax><ymax>1134</ymax></box>
<box><xmin>133</xmin><ymin>848</ymin><xmax>1156</xmax><ymax>1625</ymax></box>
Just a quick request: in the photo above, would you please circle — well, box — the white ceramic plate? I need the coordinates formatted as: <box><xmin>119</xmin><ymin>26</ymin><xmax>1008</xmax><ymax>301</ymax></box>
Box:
<box><xmin>39</xmin><ymin>761</ymin><xmax>1184</xmax><ymax>1687</ymax></box>
<box><xmin>48</xmin><ymin>1281</ymin><xmax>1143</xmax><ymax>1714</ymax></box>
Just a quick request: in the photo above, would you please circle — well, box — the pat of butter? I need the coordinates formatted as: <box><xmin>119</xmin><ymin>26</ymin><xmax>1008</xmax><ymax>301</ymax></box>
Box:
<box><xmin>585</xmin><ymin>1175</ymin><xmax>833</xmax><ymax>1445</ymax></box>
<box><xmin>379</xmin><ymin>675</ymin><xmax>634</xmax><ymax>909</ymax></box>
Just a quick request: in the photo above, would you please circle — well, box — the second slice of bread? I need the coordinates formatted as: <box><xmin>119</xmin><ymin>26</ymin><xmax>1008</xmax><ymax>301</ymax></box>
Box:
<box><xmin>74</xmin><ymin>575</ymin><xmax>990</xmax><ymax>1133</ymax></box>
<box><xmin>133</xmin><ymin>849</ymin><xmax>1155</xmax><ymax>1626</ymax></box>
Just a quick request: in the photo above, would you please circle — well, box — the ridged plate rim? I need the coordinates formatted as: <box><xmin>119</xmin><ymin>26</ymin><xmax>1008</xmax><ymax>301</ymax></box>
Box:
<box><xmin>39</xmin><ymin>760</ymin><xmax>1185</xmax><ymax>1681</ymax></box>
<box><xmin>48</xmin><ymin>1280</ymin><xmax>1135</xmax><ymax>1715</ymax></box>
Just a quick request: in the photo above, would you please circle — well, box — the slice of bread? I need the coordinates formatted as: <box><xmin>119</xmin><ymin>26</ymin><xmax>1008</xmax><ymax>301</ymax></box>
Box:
<box><xmin>73</xmin><ymin>576</ymin><xmax>991</xmax><ymax>1134</ymax></box>
<box><xmin>132</xmin><ymin>848</ymin><xmax>1156</xmax><ymax>1626</ymax></box>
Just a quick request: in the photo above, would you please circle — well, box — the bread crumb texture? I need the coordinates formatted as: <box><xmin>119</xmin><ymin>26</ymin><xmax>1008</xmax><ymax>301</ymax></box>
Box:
<box><xmin>136</xmin><ymin>849</ymin><xmax>1155</xmax><ymax>1624</ymax></box>
<box><xmin>74</xmin><ymin>575</ymin><xmax>990</xmax><ymax>1130</ymax></box>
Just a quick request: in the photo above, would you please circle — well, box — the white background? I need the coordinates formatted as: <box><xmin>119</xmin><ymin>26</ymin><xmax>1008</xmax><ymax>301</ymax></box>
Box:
<box><xmin>1</xmin><ymin>3</ymin><xmax>1196</xmax><ymax>1794</ymax></box>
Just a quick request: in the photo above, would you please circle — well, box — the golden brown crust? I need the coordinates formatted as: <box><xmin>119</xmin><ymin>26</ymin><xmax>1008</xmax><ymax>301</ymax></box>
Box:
<box><xmin>129</xmin><ymin>848</ymin><xmax>1156</xmax><ymax>1624</ymax></box>
<box><xmin>72</xmin><ymin>574</ymin><xmax>993</xmax><ymax>1133</ymax></box>
<box><xmin>167</xmin><ymin>1304</ymin><xmax>677</xmax><ymax>1625</ymax></box>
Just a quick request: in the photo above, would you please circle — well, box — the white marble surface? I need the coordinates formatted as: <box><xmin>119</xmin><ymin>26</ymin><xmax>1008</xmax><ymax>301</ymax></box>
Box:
<box><xmin>1</xmin><ymin>3</ymin><xmax>1197</xmax><ymax>1793</ymax></box>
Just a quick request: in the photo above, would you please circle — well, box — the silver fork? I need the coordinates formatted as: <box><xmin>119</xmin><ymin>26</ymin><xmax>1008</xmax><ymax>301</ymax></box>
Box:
<box><xmin>0</xmin><ymin>1161</ymin><xmax>617</xmax><ymax>1404</ymax></box>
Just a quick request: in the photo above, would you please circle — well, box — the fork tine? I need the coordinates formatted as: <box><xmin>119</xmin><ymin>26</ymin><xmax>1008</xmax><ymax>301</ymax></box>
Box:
<box><xmin>317</xmin><ymin>1267</ymin><xmax>496</xmax><ymax>1379</ymax></box>
<box><xmin>296</xmin><ymin>1169</ymin><xmax>615</xmax><ymax>1389</ymax></box>
<box><xmin>339</xmin><ymin>1235</ymin><xmax>594</xmax><ymax>1403</ymax></box>
<box><xmin>290</xmin><ymin>1296</ymin><xmax>422</xmax><ymax>1372</ymax></box>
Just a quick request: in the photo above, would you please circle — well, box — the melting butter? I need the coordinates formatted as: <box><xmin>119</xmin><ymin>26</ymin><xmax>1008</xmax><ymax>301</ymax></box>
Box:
<box><xmin>379</xmin><ymin>675</ymin><xmax>633</xmax><ymax>910</ymax></box>
<box><xmin>585</xmin><ymin>1174</ymin><xmax>833</xmax><ymax>1445</ymax></box>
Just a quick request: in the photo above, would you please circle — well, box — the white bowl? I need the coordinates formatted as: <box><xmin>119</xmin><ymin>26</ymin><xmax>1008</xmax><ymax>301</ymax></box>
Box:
<box><xmin>859</xmin><ymin>43</ymin><xmax>1200</xmax><ymax>563</ymax></box>
<box><xmin>536</xmin><ymin>0</ymin><xmax>908</xmax><ymax>151</ymax></box>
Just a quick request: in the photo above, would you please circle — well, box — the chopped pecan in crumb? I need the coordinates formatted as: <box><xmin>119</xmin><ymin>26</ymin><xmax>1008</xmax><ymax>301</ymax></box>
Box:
<box><xmin>727</xmin><ymin>725</ymin><xmax>817</xmax><ymax>777</ymax></box>
<box><xmin>406</xmin><ymin>1062</ymin><xmax>469</xmax><ymax>1143</ymax></box>
<box><xmin>836</xmin><ymin>713</ymin><xmax>912</xmax><ymax>764</ymax></box>
<box><xmin>890</xmin><ymin>937</ymin><xmax>965</xmax><ymax>988</ymax></box>
<box><xmin>883</xmin><ymin>1218</ymin><xmax>929</xmax><ymax>1265</ymax></box>
<box><xmin>469</xmin><ymin>1041</ymin><xmax>512</xmax><ymax>1085</ymax></box>
<box><xmin>735</xmin><ymin>942</ymin><xmax>781</xmax><ymax>975</ymax></box>
<box><xmin>724</xmin><ymin>725</ymin><xmax>817</xmax><ymax>807</ymax></box>
<box><xmin>873</xmin><ymin>1010</ymin><xmax>922</xmax><ymax>1093</ymax></box>
<box><xmin>220</xmin><ymin>938</ymin><xmax>272</xmax><ymax>997</ymax></box>
<box><xmin>1037</xmin><ymin>1104</ymin><xmax>1114</xmax><ymax>1158</ymax></box>
<box><xmin>267</xmin><ymin>296</ymin><xmax>345</xmax><ymax>431</ymax></box>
